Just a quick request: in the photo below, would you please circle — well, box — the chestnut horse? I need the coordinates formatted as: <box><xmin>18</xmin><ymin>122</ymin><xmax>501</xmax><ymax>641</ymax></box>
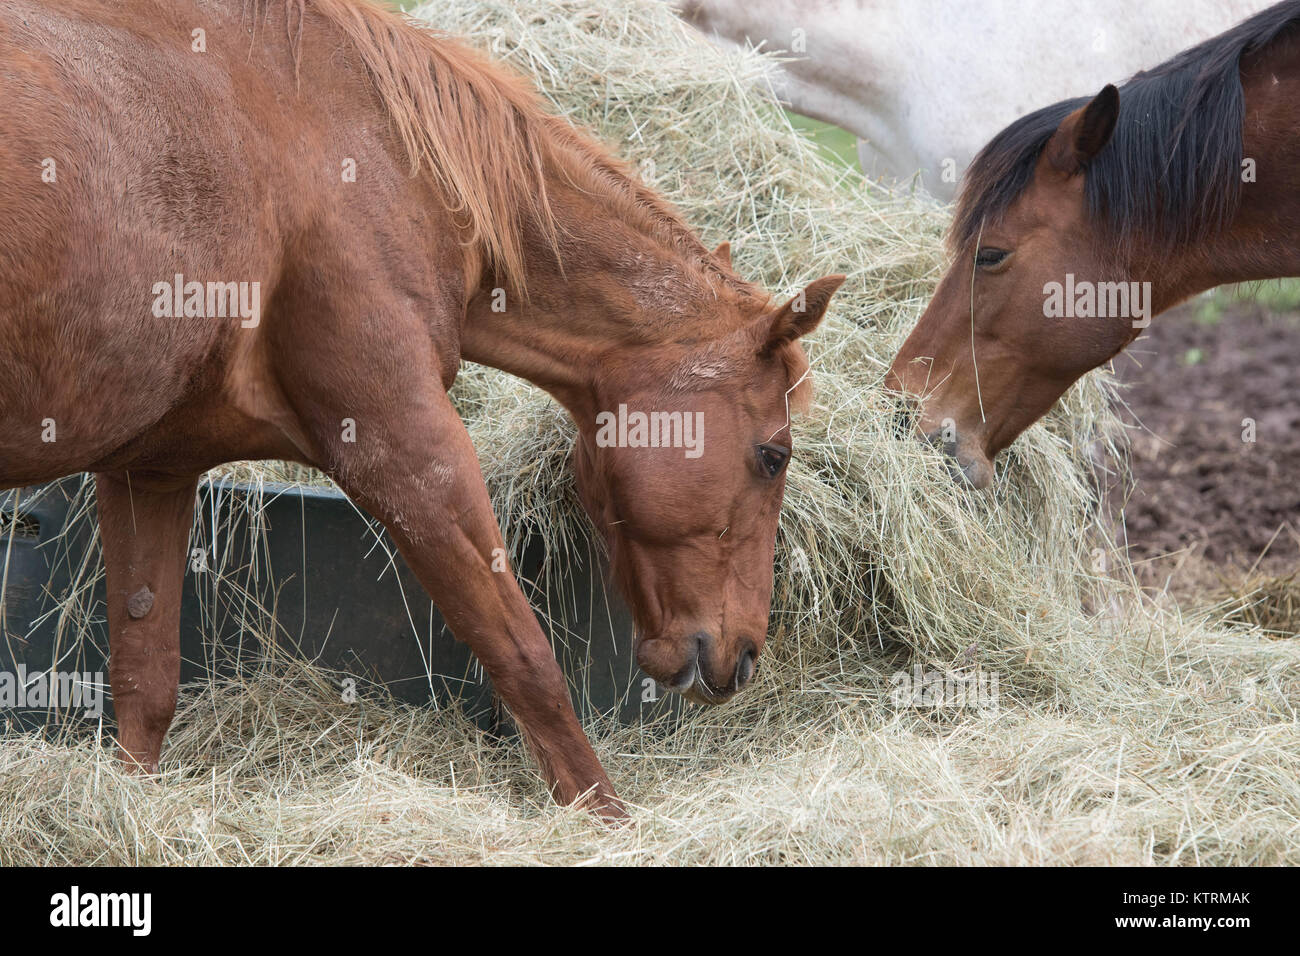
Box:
<box><xmin>889</xmin><ymin>0</ymin><xmax>1300</xmax><ymax>486</ymax></box>
<box><xmin>0</xmin><ymin>0</ymin><xmax>844</xmax><ymax>819</ymax></box>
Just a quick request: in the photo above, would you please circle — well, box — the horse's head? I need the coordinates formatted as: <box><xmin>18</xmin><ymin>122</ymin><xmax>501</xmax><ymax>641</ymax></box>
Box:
<box><xmin>573</xmin><ymin>272</ymin><xmax>844</xmax><ymax>704</ymax></box>
<box><xmin>888</xmin><ymin>86</ymin><xmax>1133</xmax><ymax>488</ymax></box>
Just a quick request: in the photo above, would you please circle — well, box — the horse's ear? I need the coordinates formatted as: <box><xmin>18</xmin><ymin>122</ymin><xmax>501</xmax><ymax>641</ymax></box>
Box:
<box><xmin>713</xmin><ymin>241</ymin><xmax>733</xmax><ymax>269</ymax></box>
<box><xmin>759</xmin><ymin>275</ymin><xmax>846</xmax><ymax>355</ymax></box>
<box><xmin>1046</xmin><ymin>84</ymin><xmax>1119</xmax><ymax>175</ymax></box>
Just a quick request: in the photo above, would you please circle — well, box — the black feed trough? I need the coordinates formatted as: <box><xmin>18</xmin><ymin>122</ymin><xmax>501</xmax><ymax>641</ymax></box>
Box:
<box><xmin>0</xmin><ymin>477</ymin><xmax>680</xmax><ymax>733</ymax></box>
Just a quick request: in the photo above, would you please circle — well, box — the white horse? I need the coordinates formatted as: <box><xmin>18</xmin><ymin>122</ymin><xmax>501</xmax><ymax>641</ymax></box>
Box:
<box><xmin>679</xmin><ymin>0</ymin><xmax>1273</xmax><ymax>200</ymax></box>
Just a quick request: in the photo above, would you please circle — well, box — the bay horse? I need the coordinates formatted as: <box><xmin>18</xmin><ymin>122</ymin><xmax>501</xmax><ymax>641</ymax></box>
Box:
<box><xmin>889</xmin><ymin>0</ymin><xmax>1300</xmax><ymax>487</ymax></box>
<box><xmin>680</xmin><ymin>0</ymin><xmax>1268</xmax><ymax>199</ymax></box>
<box><xmin>0</xmin><ymin>0</ymin><xmax>844</xmax><ymax>819</ymax></box>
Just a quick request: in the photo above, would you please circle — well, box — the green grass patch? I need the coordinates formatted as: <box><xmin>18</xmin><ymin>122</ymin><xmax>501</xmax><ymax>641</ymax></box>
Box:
<box><xmin>784</xmin><ymin>111</ymin><xmax>862</xmax><ymax>174</ymax></box>
<box><xmin>1200</xmin><ymin>277</ymin><xmax>1300</xmax><ymax>322</ymax></box>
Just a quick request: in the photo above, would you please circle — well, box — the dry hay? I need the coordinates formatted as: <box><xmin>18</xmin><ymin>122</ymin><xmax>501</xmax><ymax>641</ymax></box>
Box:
<box><xmin>1</xmin><ymin>0</ymin><xmax>1298</xmax><ymax>865</ymax></box>
<box><xmin>1214</xmin><ymin>572</ymin><xmax>1300</xmax><ymax>639</ymax></box>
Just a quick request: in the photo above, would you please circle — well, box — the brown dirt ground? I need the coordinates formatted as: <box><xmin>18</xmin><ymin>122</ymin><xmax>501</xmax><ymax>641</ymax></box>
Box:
<box><xmin>1109</xmin><ymin>296</ymin><xmax>1300</xmax><ymax>595</ymax></box>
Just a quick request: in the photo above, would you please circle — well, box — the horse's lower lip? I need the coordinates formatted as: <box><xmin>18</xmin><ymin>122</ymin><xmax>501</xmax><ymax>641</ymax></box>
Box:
<box><xmin>663</xmin><ymin>661</ymin><xmax>732</xmax><ymax>705</ymax></box>
<box><xmin>921</xmin><ymin>427</ymin><xmax>993</xmax><ymax>490</ymax></box>
<box><xmin>677</xmin><ymin>675</ymin><xmax>734</xmax><ymax>706</ymax></box>
<box><xmin>680</xmin><ymin>685</ymin><xmax>731</xmax><ymax>706</ymax></box>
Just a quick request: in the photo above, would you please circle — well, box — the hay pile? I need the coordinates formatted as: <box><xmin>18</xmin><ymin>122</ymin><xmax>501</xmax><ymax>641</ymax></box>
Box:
<box><xmin>2</xmin><ymin>0</ymin><xmax>1298</xmax><ymax>864</ymax></box>
<box><xmin>1216</xmin><ymin>572</ymin><xmax>1300</xmax><ymax>638</ymax></box>
<box><xmin>439</xmin><ymin>0</ymin><xmax>1122</xmax><ymax>699</ymax></box>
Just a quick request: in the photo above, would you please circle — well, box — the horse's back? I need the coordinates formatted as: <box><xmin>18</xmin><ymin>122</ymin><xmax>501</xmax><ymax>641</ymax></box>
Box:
<box><xmin>0</xmin><ymin>0</ymin><xmax>473</xmax><ymax>488</ymax></box>
<box><xmin>0</xmin><ymin>0</ymin><xmax>306</xmax><ymax>482</ymax></box>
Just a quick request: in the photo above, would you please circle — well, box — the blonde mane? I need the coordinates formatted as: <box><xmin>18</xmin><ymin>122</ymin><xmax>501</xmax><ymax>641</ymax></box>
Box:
<box><xmin>272</xmin><ymin>0</ymin><xmax>758</xmax><ymax>301</ymax></box>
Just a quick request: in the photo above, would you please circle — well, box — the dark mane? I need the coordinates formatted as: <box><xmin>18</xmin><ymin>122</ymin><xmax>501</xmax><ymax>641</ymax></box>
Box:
<box><xmin>953</xmin><ymin>0</ymin><xmax>1300</xmax><ymax>252</ymax></box>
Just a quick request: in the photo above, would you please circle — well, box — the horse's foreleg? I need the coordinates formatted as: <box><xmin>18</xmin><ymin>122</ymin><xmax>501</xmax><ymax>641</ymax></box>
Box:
<box><xmin>95</xmin><ymin>471</ymin><xmax>198</xmax><ymax>773</ymax></box>
<box><xmin>325</xmin><ymin>391</ymin><xmax>624</xmax><ymax>820</ymax></box>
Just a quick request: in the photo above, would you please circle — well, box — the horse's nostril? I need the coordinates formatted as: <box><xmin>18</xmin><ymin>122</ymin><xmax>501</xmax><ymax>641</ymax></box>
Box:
<box><xmin>734</xmin><ymin>646</ymin><xmax>757</xmax><ymax>690</ymax></box>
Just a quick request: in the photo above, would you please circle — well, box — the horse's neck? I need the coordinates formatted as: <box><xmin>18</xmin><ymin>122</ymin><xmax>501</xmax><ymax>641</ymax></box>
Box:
<box><xmin>458</xmin><ymin>182</ymin><xmax>734</xmax><ymax>418</ymax></box>
<box><xmin>1148</xmin><ymin>36</ymin><xmax>1300</xmax><ymax>313</ymax></box>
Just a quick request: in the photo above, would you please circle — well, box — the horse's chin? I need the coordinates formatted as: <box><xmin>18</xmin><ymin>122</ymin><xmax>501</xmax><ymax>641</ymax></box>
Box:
<box><xmin>679</xmin><ymin>684</ymin><xmax>735</xmax><ymax>707</ymax></box>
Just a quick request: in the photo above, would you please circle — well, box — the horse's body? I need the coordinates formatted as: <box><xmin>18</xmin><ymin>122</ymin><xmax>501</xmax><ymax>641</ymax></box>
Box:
<box><xmin>888</xmin><ymin>1</ymin><xmax>1300</xmax><ymax>487</ymax></box>
<box><xmin>679</xmin><ymin>0</ymin><xmax>1271</xmax><ymax>199</ymax></box>
<box><xmin>0</xmin><ymin>0</ymin><xmax>842</xmax><ymax>817</ymax></box>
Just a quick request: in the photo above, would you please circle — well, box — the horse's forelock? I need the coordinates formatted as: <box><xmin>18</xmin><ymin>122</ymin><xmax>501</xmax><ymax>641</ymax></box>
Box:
<box><xmin>950</xmin><ymin>99</ymin><xmax>1083</xmax><ymax>253</ymax></box>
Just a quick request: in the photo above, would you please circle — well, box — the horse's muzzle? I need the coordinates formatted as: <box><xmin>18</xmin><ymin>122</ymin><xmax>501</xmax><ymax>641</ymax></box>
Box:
<box><xmin>661</xmin><ymin>631</ymin><xmax>757</xmax><ymax>705</ymax></box>
<box><xmin>922</xmin><ymin>428</ymin><xmax>994</xmax><ymax>490</ymax></box>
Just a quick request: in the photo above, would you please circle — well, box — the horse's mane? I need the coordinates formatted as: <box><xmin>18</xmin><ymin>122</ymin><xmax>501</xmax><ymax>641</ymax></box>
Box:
<box><xmin>952</xmin><ymin>0</ymin><xmax>1300</xmax><ymax>253</ymax></box>
<box><xmin>269</xmin><ymin>0</ymin><xmax>756</xmax><ymax>301</ymax></box>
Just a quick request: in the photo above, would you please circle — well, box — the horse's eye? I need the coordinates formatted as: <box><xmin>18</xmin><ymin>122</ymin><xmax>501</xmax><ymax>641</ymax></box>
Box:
<box><xmin>756</xmin><ymin>443</ymin><xmax>789</xmax><ymax>478</ymax></box>
<box><xmin>975</xmin><ymin>247</ymin><xmax>1010</xmax><ymax>269</ymax></box>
